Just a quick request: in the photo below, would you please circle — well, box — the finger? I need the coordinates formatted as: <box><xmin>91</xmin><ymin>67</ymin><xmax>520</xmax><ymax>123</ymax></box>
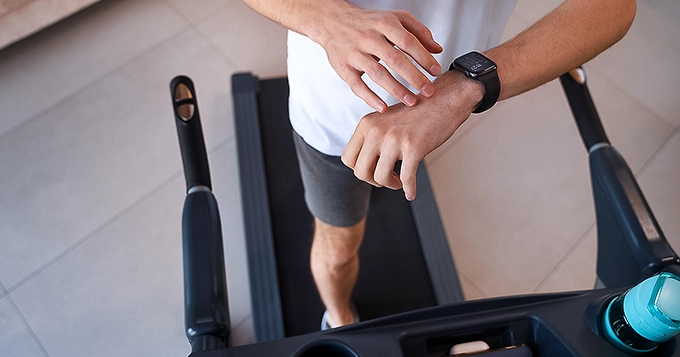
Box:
<box><xmin>341</xmin><ymin>127</ymin><xmax>365</xmax><ymax>169</ymax></box>
<box><xmin>385</xmin><ymin>28</ymin><xmax>441</xmax><ymax>79</ymax></box>
<box><xmin>336</xmin><ymin>64</ymin><xmax>388</xmax><ymax>113</ymax></box>
<box><xmin>389</xmin><ymin>12</ymin><xmax>442</xmax><ymax>78</ymax></box>
<box><xmin>353</xmin><ymin>140</ymin><xmax>381</xmax><ymax>187</ymax></box>
<box><xmin>395</xmin><ymin>11</ymin><xmax>443</xmax><ymax>56</ymax></box>
<box><xmin>372</xmin><ymin>44</ymin><xmax>437</xmax><ymax>99</ymax></box>
<box><xmin>373</xmin><ymin>146</ymin><xmax>402</xmax><ymax>190</ymax></box>
<box><xmin>400</xmin><ymin>155</ymin><xmax>420</xmax><ymax>201</ymax></box>
<box><xmin>359</xmin><ymin>52</ymin><xmax>420</xmax><ymax>106</ymax></box>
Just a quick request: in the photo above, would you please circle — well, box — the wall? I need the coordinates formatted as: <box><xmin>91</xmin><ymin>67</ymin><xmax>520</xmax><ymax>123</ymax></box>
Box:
<box><xmin>0</xmin><ymin>0</ymin><xmax>100</xmax><ymax>49</ymax></box>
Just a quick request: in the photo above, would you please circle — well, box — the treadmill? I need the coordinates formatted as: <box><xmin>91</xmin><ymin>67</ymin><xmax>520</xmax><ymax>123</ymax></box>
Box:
<box><xmin>170</xmin><ymin>68</ymin><xmax>680</xmax><ymax>356</ymax></box>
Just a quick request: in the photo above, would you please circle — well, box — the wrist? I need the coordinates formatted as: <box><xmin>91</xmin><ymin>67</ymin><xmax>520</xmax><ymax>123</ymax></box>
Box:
<box><xmin>434</xmin><ymin>71</ymin><xmax>485</xmax><ymax>115</ymax></box>
<box><xmin>304</xmin><ymin>0</ymin><xmax>357</xmax><ymax>47</ymax></box>
<box><xmin>449</xmin><ymin>51</ymin><xmax>500</xmax><ymax>113</ymax></box>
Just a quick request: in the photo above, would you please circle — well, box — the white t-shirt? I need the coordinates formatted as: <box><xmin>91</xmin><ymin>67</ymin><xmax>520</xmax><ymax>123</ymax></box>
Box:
<box><xmin>288</xmin><ymin>0</ymin><xmax>517</xmax><ymax>156</ymax></box>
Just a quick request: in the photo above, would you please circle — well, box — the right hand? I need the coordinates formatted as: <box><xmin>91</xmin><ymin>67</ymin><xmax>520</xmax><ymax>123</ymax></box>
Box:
<box><xmin>341</xmin><ymin>70</ymin><xmax>484</xmax><ymax>201</ymax></box>
<box><xmin>314</xmin><ymin>6</ymin><xmax>443</xmax><ymax>113</ymax></box>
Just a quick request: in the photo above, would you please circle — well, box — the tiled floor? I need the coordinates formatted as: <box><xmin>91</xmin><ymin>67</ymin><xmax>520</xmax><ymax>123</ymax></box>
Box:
<box><xmin>0</xmin><ymin>0</ymin><xmax>678</xmax><ymax>356</ymax></box>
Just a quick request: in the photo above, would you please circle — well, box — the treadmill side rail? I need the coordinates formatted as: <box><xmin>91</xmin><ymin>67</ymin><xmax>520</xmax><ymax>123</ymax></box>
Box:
<box><xmin>232</xmin><ymin>73</ymin><xmax>286</xmax><ymax>342</ymax></box>
<box><xmin>410</xmin><ymin>164</ymin><xmax>465</xmax><ymax>305</ymax></box>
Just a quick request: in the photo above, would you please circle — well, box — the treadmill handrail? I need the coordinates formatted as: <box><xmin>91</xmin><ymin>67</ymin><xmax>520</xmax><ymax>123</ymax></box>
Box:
<box><xmin>559</xmin><ymin>68</ymin><xmax>680</xmax><ymax>288</ymax></box>
<box><xmin>171</xmin><ymin>76</ymin><xmax>231</xmax><ymax>352</ymax></box>
<box><xmin>560</xmin><ymin>68</ymin><xmax>610</xmax><ymax>152</ymax></box>
<box><xmin>171</xmin><ymin>75</ymin><xmax>213</xmax><ymax>192</ymax></box>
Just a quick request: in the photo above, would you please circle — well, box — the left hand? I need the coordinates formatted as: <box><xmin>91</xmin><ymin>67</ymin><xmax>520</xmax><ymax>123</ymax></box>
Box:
<box><xmin>341</xmin><ymin>71</ymin><xmax>484</xmax><ymax>201</ymax></box>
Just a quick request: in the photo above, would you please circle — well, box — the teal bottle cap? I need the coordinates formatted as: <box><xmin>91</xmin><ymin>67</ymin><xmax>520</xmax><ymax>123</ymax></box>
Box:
<box><xmin>655</xmin><ymin>274</ymin><xmax>680</xmax><ymax>322</ymax></box>
<box><xmin>624</xmin><ymin>273</ymin><xmax>680</xmax><ymax>342</ymax></box>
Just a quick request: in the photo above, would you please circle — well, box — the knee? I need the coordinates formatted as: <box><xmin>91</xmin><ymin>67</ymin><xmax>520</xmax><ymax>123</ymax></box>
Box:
<box><xmin>325</xmin><ymin>248</ymin><xmax>358</xmax><ymax>269</ymax></box>
<box><xmin>313</xmin><ymin>219</ymin><xmax>365</xmax><ymax>267</ymax></box>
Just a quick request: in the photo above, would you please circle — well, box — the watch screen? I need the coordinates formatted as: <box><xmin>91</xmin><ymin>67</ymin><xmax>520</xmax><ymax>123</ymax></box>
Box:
<box><xmin>455</xmin><ymin>52</ymin><xmax>496</xmax><ymax>76</ymax></box>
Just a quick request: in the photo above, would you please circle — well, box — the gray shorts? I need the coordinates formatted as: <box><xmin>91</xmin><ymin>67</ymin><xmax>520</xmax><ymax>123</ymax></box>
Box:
<box><xmin>292</xmin><ymin>131</ymin><xmax>372</xmax><ymax>227</ymax></box>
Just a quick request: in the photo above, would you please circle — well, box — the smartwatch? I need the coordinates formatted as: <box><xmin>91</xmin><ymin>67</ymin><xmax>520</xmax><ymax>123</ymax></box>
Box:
<box><xmin>449</xmin><ymin>51</ymin><xmax>500</xmax><ymax>113</ymax></box>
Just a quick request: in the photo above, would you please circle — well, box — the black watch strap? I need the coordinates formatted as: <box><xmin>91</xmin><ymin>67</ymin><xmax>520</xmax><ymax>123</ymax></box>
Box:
<box><xmin>472</xmin><ymin>70</ymin><xmax>500</xmax><ymax>113</ymax></box>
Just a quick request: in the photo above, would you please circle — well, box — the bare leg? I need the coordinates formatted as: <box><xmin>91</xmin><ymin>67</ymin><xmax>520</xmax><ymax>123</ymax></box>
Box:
<box><xmin>311</xmin><ymin>217</ymin><xmax>365</xmax><ymax>327</ymax></box>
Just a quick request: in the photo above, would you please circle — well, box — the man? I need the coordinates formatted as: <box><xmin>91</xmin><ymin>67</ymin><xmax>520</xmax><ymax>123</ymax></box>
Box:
<box><xmin>241</xmin><ymin>0</ymin><xmax>636</xmax><ymax>330</ymax></box>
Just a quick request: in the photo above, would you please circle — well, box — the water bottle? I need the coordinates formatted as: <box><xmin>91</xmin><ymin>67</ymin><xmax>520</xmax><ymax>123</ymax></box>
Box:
<box><xmin>601</xmin><ymin>272</ymin><xmax>680</xmax><ymax>355</ymax></box>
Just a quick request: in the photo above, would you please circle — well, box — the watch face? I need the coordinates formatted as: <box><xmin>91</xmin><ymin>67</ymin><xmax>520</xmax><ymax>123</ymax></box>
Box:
<box><xmin>454</xmin><ymin>52</ymin><xmax>496</xmax><ymax>77</ymax></box>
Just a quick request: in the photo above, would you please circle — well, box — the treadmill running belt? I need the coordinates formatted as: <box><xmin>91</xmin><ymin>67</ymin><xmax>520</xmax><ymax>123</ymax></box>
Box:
<box><xmin>256</xmin><ymin>77</ymin><xmax>437</xmax><ymax>336</ymax></box>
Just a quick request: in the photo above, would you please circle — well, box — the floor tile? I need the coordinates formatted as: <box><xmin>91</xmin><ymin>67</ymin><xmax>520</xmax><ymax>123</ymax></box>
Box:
<box><xmin>583</xmin><ymin>67</ymin><xmax>674</xmax><ymax>173</ymax></box>
<box><xmin>588</xmin><ymin>0</ymin><xmax>680</xmax><ymax>128</ymax></box>
<box><xmin>11</xmin><ymin>175</ymin><xmax>190</xmax><ymax>357</ymax></box>
<box><xmin>231</xmin><ymin>315</ymin><xmax>254</xmax><ymax>347</ymax></box>
<box><xmin>10</xmin><ymin>138</ymin><xmax>251</xmax><ymax>357</ymax></box>
<box><xmin>512</xmin><ymin>0</ymin><xmax>562</xmax><ymax>25</ymax></box>
<box><xmin>459</xmin><ymin>273</ymin><xmax>488</xmax><ymax>301</ymax></box>
<box><xmin>500</xmin><ymin>12</ymin><xmax>530</xmax><ymax>43</ymax></box>
<box><xmin>506</xmin><ymin>0</ymin><xmax>679</xmax><ymax>128</ymax></box>
<box><xmin>162</xmin><ymin>0</ymin><xmax>237</xmax><ymax>24</ymax></box>
<box><xmin>0</xmin><ymin>0</ymin><xmax>187</xmax><ymax>138</ymax></box>
<box><xmin>427</xmin><ymin>80</ymin><xmax>594</xmax><ymax>298</ymax></box>
<box><xmin>0</xmin><ymin>297</ymin><xmax>46</xmax><ymax>357</ymax></box>
<box><xmin>195</xmin><ymin>0</ymin><xmax>288</xmax><ymax>78</ymax></box>
<box><xmin>0</xmin><ymin>29</ymin><xmax>238</xmax><ymax>288</ymax></box>
<box><xmin>534</xmin><ymin>227</ymin><xmax>597</xmax><ymax>294</ymax></box>
<box><xmin>537</xmin><ymin>132</ymin><xmax>680</xmax><ymax>294</ymax></box>
<box><xmin>638</xmin><ymin>131</ymin><xmax>680</xmax><ymax>253</ymax></box>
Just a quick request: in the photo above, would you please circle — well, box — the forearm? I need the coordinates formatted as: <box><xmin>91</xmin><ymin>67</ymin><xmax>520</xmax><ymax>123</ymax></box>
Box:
<box><xmin>485</xmin><ymin>0</ymin><xmax>636</xmax><ymax>101</ymax></box>
<box><xmin>242</xmin><ymin>0</ymin><xmax>443</xmax><ymax>112</ymax></box>
<box><xmin>240</xmin><ymin>0</ymin><xmax>355</xmax><ymax>45</ymax></box>
<box><xmin>341</xmin><ymin>0</ymin><xmax>636</xmax><ymax>200</ymax></box>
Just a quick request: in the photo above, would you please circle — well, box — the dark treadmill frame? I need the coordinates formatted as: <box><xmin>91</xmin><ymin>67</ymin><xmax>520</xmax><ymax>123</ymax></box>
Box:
<box><xmin>232</xmin><ymin>73</ymin><xmax>464</xmax><ymax>342</ymax></box>
<box><xmin>178</xmin><ymin>68</ymin><xmax>680</xmax><ymax>356</ymax></box>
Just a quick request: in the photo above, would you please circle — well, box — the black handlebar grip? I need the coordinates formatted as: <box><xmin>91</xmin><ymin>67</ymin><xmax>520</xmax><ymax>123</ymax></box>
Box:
<box><xmin>559</xmin><ymin>68</ymin><xmax>610</xmax><ymax>152</ymax></box>
<box><xmin>182</xmin><ymin>191</ymin><xmax>230</xmax><ymax>350</ymax></box>
<box><xmin>170</xmin><ymin>75</ymin><xmax>212</xmax><ymax>192</ymax></box>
